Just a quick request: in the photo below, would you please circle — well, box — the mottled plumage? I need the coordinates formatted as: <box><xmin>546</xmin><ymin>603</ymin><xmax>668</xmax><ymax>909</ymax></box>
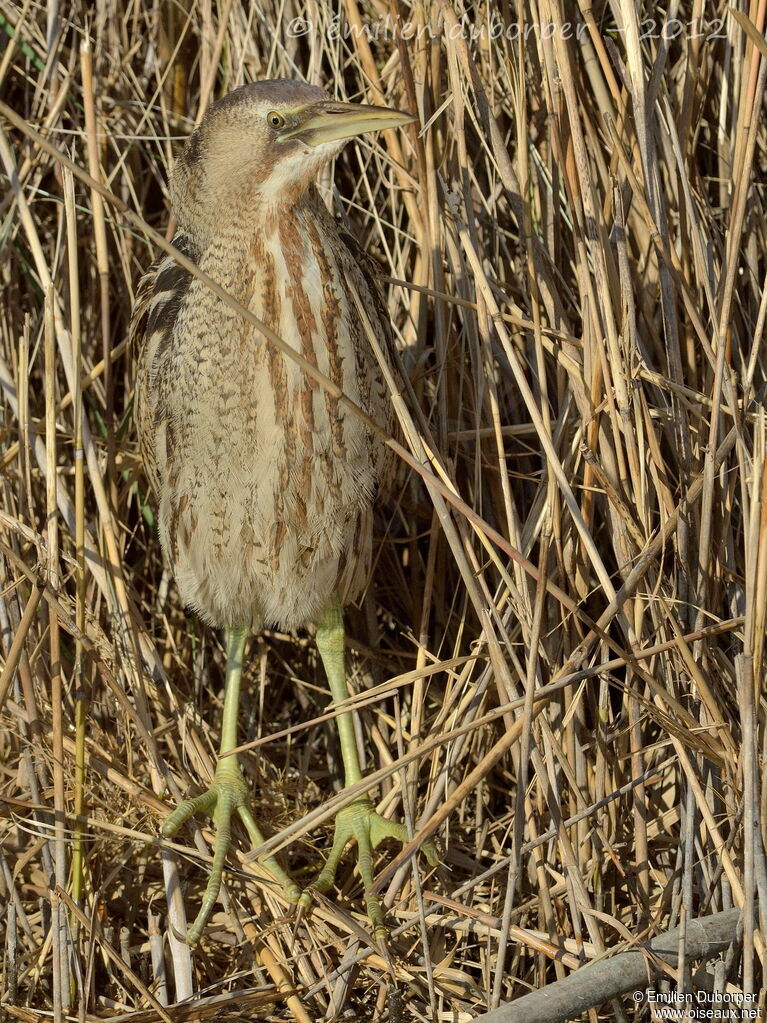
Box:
<box><xmin>131</xmin><ymin>83</ymin><xmax>394</xmax><ymax>631</ymax></box>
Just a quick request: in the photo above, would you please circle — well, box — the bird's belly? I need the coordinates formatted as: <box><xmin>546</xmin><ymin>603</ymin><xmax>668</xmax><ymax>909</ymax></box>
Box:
<box><xmin>153</xmin><ymin>243</ymin><xmax>385</xmax><ymax>631</ymax></box>
<box><xmin>169</xmin><ymin>447</ymin><xmax>374</xmax><ymax>632</ymax></box>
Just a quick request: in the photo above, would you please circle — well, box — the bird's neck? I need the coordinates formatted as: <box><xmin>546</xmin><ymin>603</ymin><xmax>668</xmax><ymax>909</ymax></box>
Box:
<box><xmin>175</xmin><ymin>171</ymin><xmax>323</xmax><ymax>251</ymax></box>
<box><xmin>181</xmin><ymin>188</ymin><xmax>330</xmax><ymax>312</ymax></box>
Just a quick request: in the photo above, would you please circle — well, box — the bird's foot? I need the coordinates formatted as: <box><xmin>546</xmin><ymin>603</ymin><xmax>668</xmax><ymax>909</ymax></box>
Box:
<box><xmin>162</xmin><ymin>761</ymin><xmax>301</xmax><ymax>944</ymax></box>
<box><xmin>298</xmin><ymin>797</ymin><xmax>439</xmax><ymax>942</ymax></box>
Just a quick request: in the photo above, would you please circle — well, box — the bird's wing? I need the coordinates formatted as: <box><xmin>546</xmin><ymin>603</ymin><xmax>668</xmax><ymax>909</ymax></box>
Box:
<box><xmin>337</xmin><ymin>229</ymin><xmax>394</xmax><ymax>350</ymax></box>
<box><xmin>129</xmin><ymin>258</ymin><xmax>162</xmax><ymax>494</ymax></box>
<box><xmin>129</xmin><ymin>233</ymin><xmax>197</xmax><ymax>496</ymax></box>
<box><xmin>335</xmin><ymin>226</ymin><xmax>402</xmax><ymax>494</ymax></box>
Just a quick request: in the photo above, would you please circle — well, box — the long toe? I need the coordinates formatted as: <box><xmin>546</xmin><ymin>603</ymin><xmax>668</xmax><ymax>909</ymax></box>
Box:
<box><xmin>185</xmin><ymin>787</ymin><xmax>236</xmax><ymax>944</ymax></box>
<box><xmin>162</xmin><ymin>787</ymin><xmax>218</xmax><ymax>838</ymax></box>
<box><xmin>301</xmin><ymin>798</ymin><xmax>439</xmax><ymax>941</ymax></box>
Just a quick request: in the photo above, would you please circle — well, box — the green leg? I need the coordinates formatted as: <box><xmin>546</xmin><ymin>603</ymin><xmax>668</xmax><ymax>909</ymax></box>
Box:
<box><xmin>299</xmin><ymin>595</ymin><xmax>438</xmax><ymax>940</ymax></box>
<box><xmin>163</xmin><ymin>626</ymin><xmax>300</xmax><ymax>944</ymax></box>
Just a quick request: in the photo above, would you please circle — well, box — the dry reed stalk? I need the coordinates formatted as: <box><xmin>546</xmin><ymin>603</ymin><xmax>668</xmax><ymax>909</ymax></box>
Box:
<box><xmin>1</xmin><ymin>1</ymin><xmax>766</xmax><ymax>1019</ymax></box>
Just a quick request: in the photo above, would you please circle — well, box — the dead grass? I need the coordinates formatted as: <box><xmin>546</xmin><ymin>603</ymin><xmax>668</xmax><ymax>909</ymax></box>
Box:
<box><xmin>1</xmin><ymin>0</ymin><xmax>766</xmax><ymax>1020</ymax></box>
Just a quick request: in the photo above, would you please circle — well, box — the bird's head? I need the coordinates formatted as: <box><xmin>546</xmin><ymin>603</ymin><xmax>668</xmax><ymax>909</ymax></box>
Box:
<box><xmin>171</xmin><ymin>79</ymin><xmax>415</xmax><ymax>234</ymax></box>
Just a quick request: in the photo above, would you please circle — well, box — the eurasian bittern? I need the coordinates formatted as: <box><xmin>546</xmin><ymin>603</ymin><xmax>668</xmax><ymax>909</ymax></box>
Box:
<box><xmin>131</xmin><ymin>79</ymin><xmax>437</xmax><ymax>944</ymax></box>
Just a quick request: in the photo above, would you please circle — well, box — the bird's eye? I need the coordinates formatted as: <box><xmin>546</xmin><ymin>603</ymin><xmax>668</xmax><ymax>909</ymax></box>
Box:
<box><xmin>267</xmin><ymin>111</ymin><xmax>286</xmax><ymax>128</ymax></box>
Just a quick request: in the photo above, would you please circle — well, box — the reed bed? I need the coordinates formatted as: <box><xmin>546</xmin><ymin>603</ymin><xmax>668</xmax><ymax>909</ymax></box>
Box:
<box><xmin>1</xmin><ymin>0</ymin><xmax>766</xmax><ymax>1019</ymax></box>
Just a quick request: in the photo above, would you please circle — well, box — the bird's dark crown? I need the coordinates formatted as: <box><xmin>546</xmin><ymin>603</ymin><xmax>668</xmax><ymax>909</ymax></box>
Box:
<box><xmin>209</xmin><ymin>79</ymin><xmax>329</xmax><ymax>115</ymax></box>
